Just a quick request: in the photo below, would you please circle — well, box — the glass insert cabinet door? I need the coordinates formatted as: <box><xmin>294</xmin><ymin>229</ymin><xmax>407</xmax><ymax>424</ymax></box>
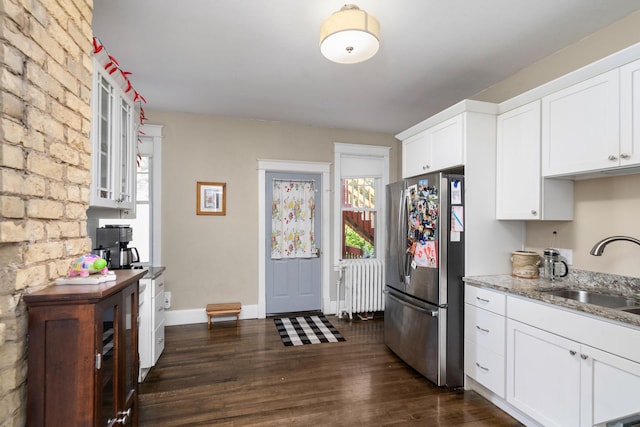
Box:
<box><xmin>123</xmin><ymin>284</ymin><xmax>137</xmax><ymax>424</ymax></box>
<box><xmin>97</xmin><ymin>284</ymin><xmax>138</xmax><ymax>426</ymax></box>
<box><xmin>97</xmin><ymin>74</ymin><xmax>114</xmax><ymax>202</ymax></box>
<box><xmin>90</xmin><ymin>57</ymin><xmax>137</xmax><ymax>211</ymax></box>
<box><xmin>118</xmin><ymin>99</ymin><xmax>134</xmax><ymax>205</ymax></box>
<box><xmin>98</xmin><ymin>299</ymin><xmax>117</xmax><ymax>426</ymax></box>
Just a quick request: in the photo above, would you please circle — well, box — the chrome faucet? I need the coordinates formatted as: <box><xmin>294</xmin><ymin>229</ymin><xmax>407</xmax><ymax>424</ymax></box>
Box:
<box><xmin>589</xmin><ymin>235</ymin><xmax>640</xmax><ymax>256</ymax></box>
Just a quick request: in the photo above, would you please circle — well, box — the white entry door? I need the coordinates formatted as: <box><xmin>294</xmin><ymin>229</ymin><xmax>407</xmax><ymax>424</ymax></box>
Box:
<box><xmin>266</xmin><ymin>172</ymin><xmax>322</xmax><ymax>315</ymax></box>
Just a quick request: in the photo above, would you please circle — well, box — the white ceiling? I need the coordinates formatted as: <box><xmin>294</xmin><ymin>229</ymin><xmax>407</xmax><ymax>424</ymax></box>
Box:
<box><xmin>92</xmin><ymin>1</ymin><xmax>640</xmax><ymax>135</ymax></box>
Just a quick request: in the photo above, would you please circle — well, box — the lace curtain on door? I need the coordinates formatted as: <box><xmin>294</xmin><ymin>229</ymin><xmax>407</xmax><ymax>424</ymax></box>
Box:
<box><xmin>271</xmin><ymin>180</ymin><xmax>315</xmax><ymax>259</ymax></box>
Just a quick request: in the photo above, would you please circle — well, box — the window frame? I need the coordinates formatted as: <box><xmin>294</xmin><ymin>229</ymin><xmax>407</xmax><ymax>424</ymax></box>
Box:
<box><xmin>333</xmin><ymin>143</ymin><xmax>390</xmax><ymax>267</ymax></box>
<box><xmin>341</xmin><ymin>177</ymin><xmax>378</xmax><ymax>259</ymax></box>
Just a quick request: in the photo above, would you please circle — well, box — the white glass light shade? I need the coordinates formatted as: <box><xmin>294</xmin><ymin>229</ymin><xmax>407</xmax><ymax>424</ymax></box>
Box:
<box><xmin>320</xmin><ymin>4</ymin><xmax>380</xmax><ymax>64</ymax></box>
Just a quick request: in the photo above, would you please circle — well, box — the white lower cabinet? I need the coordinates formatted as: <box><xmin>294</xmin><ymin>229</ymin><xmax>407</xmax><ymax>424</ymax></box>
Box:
<box><xmin>505</xmin><ymin>298</ymin><xmax>640</xmax><ymax>427</ymax></box>
<box><xmin>139</xmin><ymin>272</ymin><xmax>166</xmax><ymax>380</ymax></box>
<box><xmin>151</xmin><ymin>274</ymin><xmax>166</xmax><ymax>365</ymax></box>
<box><xmin>139</xmin><ymin>278</ymin><xmax>153</xmax><ymax>373</ymax></box>
<box><xmin>581</xmin><ymin>345</ymin><xmax>640</xmax><ymax>426</ymax></box>
<box><xmin>464</xmin><ymin>286</ymin><xmax>506</xmax><ymax>397</ymax></box>
<box><xmin>506</xmin><ymin>319</ymin><xmax>581</xmax><ymax>427</ymax></box>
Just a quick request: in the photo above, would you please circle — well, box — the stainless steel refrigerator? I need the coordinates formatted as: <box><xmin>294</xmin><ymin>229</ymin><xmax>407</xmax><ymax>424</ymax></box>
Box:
<box><xmin>384</xmin><ymin>170</ymin><xmax>465</xmax><ymax>387</ymax></box>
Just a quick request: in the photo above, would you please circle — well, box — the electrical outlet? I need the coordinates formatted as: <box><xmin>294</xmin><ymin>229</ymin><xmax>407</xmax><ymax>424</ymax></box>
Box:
<box><xmin>557</xmin><ymin>248</ymin><xmax>573</xmax><ymax>265</ymax></box>
<box><xmin>164</xmin><ymin>291</ymin><xmax>171</xmax><ymax>309</ymax></box>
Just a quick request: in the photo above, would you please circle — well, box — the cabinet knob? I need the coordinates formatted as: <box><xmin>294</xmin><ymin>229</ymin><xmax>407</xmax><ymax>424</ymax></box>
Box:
<box><xmin>581</xmin><ymin>354</ymin><xmax>589</xmax><ymax>360</ymax></box>
<box><xmin>608</xmin><ymin>155</ymin><xmax>618</xmax><ymax>161</ymax></box>
<box><xmin>531</xmin><ymin>210</ymin><xmax>537</xmax><ymax>216</ymax></box>
<box><xmin>620</xmin><ymin>153</ymin><xmax>631</xmax><ymax>160</ymax></box>
<box><xmin>569</xmin><ymin>350</ymin><xmax>577</xmax><ymax>356</ymax></box>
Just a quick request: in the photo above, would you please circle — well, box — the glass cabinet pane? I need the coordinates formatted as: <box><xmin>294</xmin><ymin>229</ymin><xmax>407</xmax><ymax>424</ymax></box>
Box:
<box><xmin>100</xmin><ymin>305</ymin><xmax>117</xmax><ymax>426</ymax></box>
<box><xmin>119</xmin><ymin>100</ymin><xmax>133</xmax><ymax>204</ymax></box>
<box><xmin>124</xmin><ymin>289</ymin><xmax>135</xmax><ymax>403</ymax></box>
<box><xmin>98</xmin><ymin>75</ymin><xmax>114</xmax><ymax>200</ymax></box>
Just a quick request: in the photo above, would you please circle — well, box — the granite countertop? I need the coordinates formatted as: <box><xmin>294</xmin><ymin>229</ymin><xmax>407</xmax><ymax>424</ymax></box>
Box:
<box><xmin>463</xmin><ymin>270</ymin><xmax>640</xmax><ymax>329</ymax></box>
<box><xmin>143</xmin><ymin>266</ymin><xmax>165</xmax><ymax>280</ymax></box>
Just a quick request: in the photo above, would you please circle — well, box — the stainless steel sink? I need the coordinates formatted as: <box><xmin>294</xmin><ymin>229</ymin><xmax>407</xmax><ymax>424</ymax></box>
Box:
<box><xmin>540</xmin><ymin>289</ymin><xmax>639</xmax><ymax>309</ymax></box>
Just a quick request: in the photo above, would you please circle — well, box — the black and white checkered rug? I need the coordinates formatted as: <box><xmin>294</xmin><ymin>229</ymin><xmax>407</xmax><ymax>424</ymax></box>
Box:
<box><xmin>274</xmin><ymin>315</ymin><xmax>346</xmax><ymax>346</ymax></box>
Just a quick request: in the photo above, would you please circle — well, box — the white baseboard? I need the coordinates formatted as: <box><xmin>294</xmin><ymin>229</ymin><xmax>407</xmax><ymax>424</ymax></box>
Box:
<box><xmin>164</xmin><ymin>302</ymin><xmax>339</xmax><ymax>326</ymax></box>
<box><xmin>164</xmin><ymin>304</ymin><xmax>259</xmax><ymax>326</ymax></box>
<box><xmin>465</xmin><ymin>376</ymin><xmax>541</xmax><ymax>427</ymax></box>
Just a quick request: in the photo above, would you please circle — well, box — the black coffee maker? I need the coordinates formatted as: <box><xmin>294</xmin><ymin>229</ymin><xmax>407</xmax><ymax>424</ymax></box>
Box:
<box><xmin>95</xmin><ymin>225</ymin><xmax>140</xmax><ymax>269</ymax></box>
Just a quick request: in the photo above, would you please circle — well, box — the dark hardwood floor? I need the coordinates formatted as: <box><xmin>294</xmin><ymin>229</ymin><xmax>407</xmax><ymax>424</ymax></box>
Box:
<box><xmin>139</xmin><ymin>316</ymin><xmax>522</xmax><ymax>426</ymax></box>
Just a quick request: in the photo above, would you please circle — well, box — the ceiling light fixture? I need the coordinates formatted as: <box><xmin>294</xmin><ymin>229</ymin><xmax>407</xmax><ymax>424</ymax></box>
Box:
<box><xmin>319</xmin><ymin>4</ymin><xmax>380</xmax><ymax>64</ymax></box>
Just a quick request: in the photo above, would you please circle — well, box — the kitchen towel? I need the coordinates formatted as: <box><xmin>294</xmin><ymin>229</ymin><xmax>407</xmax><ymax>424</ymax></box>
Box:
<box><xmin>274</xmin><ymin>315</ymin><xmax>346</xmax><ymax>346</ymax></box>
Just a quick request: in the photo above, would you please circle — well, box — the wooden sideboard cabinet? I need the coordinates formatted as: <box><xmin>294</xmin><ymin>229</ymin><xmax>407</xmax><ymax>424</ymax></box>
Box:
<box><xmin>24</xmin><ymin>270</ymin><xmax>146</xmax><ymax>427</ymax></box>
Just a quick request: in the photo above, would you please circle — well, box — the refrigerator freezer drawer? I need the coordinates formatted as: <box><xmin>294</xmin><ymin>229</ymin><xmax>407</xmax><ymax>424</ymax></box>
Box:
<box><xmin>383</xmin><ymin>290</ymin><xmax>441</xmax><ymax>385</ymax></box>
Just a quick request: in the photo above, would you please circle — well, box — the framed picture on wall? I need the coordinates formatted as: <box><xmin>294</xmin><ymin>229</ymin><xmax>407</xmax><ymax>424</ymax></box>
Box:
<box><xmin>196</xmin><ymin>181</ymin><xmax>226</xmax><ymax>215</ymax></box>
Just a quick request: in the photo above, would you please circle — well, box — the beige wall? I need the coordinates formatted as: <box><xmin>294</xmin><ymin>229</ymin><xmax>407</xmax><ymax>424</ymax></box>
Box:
<box><xmin>473</xmin><ymin>10</ymin><xmax>640</xmax><ymax>277</ymax></box>
<box><xmin>525</xmin><ymin>175</ymin><xmax>640</xmax><ymax>277</ymax></box>
<box><xmin>147</xmin><ymin>110</ymin><xmax>398</xmax><ymax>310</ymax></box>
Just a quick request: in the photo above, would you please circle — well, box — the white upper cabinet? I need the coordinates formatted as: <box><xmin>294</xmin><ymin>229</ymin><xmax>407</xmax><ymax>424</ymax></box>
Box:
<box><xmin>401</xmin><ymin>113</ymin><xmax>465</xmax><ymax>178</ymax></box>
<box><xmin>620</xmin><ymin>58</ymin><xmax>640</xmax><ymax>168</ymax></box>
<box><xmin>429</xmin><ymin>114</ymin><xmax>464</xmax><ymax>172</ymax></box>
<box><xmin>496</xmin><ymin>100</ymin><xmax>573</xmax><ymax>220</ymax></box>
<box><xmin>90</xmin><ymin>58</ymin><xmax>137</xmax><ymax>211</ymax></box>
<box><xmin>541</xmin><ymin>70</ymin><xmax>620</xmax><ymax>176</ymax></box>
<box><xmin>402</xmin><ymin>131</ymin><xmax>430</xmax><ymax>178</ymax></box>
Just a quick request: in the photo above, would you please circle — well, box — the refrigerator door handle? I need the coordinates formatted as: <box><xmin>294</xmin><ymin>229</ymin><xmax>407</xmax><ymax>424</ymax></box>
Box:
<box><xmin>397</xmin><ymin>189</ymin><xmax>407</xmax><ymax>281</ymax></box>
<box><xmin>384</xmin><ymin>290</ymin><xmax>439</xmax><ymax>317</ymax></box>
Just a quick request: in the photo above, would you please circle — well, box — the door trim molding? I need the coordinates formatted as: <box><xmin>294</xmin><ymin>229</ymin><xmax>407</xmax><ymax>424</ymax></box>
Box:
<box><xmin>258</xmin><ymin>160</ymin><xmax>331</xmax><ymax>319</ymax></box>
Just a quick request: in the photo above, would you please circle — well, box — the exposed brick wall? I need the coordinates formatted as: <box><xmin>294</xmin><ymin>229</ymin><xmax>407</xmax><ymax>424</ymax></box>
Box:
<box><xmin>0</xmin><ymin>1</ymin><xmax>93</xmax><ymax>425</ymax></box>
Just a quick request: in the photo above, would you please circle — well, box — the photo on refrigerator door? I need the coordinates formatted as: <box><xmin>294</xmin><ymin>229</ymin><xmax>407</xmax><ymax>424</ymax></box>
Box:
<box><xmin>406</xmin><ymin>181</ymin><xmax>439</xmax><ymax>268</ymax></box>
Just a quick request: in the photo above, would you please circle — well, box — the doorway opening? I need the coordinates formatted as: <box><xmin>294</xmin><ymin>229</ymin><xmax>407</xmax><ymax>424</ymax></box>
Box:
<box><xmin>257</xmin><ymin>160</ymin><xmax>331</xmax><ymax>319</ymax></box>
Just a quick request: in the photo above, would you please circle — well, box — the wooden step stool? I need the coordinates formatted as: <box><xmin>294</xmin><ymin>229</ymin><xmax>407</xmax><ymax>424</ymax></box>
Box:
<box><xmin>206</xmin><ymin>302</ymin><xmax>241</xmax><ymax>329</ymax></box>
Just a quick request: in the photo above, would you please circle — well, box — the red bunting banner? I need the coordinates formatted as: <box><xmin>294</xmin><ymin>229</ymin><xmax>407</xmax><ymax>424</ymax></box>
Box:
<box><xmin>92</xmin><ymin>37</ymin><xmax>148</xmax><ymax>149</ymax></box>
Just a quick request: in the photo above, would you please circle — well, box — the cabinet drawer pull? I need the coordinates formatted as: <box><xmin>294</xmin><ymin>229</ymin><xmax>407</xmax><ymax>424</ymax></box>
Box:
<box><xmin>108</xmin><ymin>408</ymin><xmax>131</xmax><ymax>426</ymax></box>
<box><xmin>620</xmin><ymin>153</ymin><xmax>631</xmax><ymax>160</ymax></box>
<box><xmin>581</xmin><ymin>354</ymin><xmax>589</xmax><ymax>360</ymax></box>
<box><xmin>608</xmin><ymin>154</ymin><xmax>618</xmax><ymax>161</ymax></box>
<box><xmin>476</xmin><ymin>325</ymin><xmax>490</xmax><ymax>333</ymax></box>
<box><xmin>476</xmin><ymin>296</ymin><xmax>490</xmax><ymax>303</ymax></box>
<box><xmin>569</xmin><ymin>350</ymin><xmax>577</xmax><ymax>356</ymax></box>
<box><xmin>475</xmin><ymin>362</ymin><xmax>489</xmax><ymax>372</ymax></box>
<box><xmin>422</xmin><ymin>165</ymin><xmax>430</xmax><ymax>170</ymax></box>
